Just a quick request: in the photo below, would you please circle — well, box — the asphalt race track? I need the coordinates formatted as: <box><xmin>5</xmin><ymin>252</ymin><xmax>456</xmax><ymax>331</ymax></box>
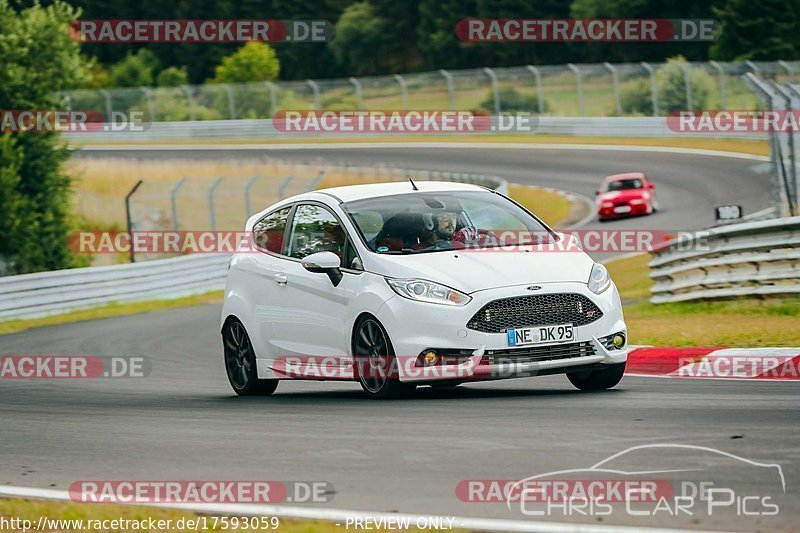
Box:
<box><xmin>2</xmin><ymin>145</ymin><xmax>794</xmax><ymax>531</ymax></box>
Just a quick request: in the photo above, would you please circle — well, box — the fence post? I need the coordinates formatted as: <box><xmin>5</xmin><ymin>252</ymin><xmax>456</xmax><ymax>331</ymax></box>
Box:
<box><xmin>63</xmin><ymin>91</ymin><xmax>72</xmax><ymax>112</ymax></box>
<box><xmin>439</xmin><ymin>69</ymin><xmax>456</xmax><ymax>111</ymax></box>
<box><xmin>307</xmin><ymin>80</ymin><xmax>321</xmax><ymax>110</ymax></box>
<box><xmin>679</xmin><ymin>63</ymin><xmax>693</xmax><ymax>110</ymax></box>
<box><xmin>307</xmin><ymin>171</ymin><xmax>325</xmax><ymax>191</ymax></box>
<box><xmin>223</xmin><ymin>84</ymin><xmax>236</xmax><ymax>119</ymax></box>
<box><xmin>744</xmin><ymin>73</ymin><xmax>791</xmax><ymax>216</ymax></box>
<box><xmin>394</xmin><ymin>74</ymin><xmax>409</xmax><ymax>110</ymax></box>
<box><xmin>771</xmin><ymin>82</ymin><xmax>798</xmax><ymax>215</ymax></box>
<box><xmin>746</xmin><ymin>60</ymin><xmax>761</xmax><ymax>77</ymax></box>
<box><xmin>277</xmin><ymin>175</ymin><xmax>293</xmax><ymax>200</ymax></box>
<box><xmin>265</xmin><ymin>82</ymin><xmax>278</xmax><ymax>117</ymax></box>
<box><xmin>141</xmin><ymin>87</ymin><xmax>156</xmax><ymax>122</ymax></box>
<box><xmin>170</xmin><ymin>177</ymin><xmax>188</xmax><ymax>231</ymax></box>
<box><xmin>349</xmin><ymin>77</ymin><xmax>363</xmax><ymax>110</ymax></box>
<box><xmin>483</xmin><ymin>67</ymin><xmax>501</xmax><ymax>113</ymax></box>
<box><xmin>525</xmin><ymin>66</ymin><xmax>545</xmax><ymax>114</ymax></box>
<box><xmin>567</xmin><ymin>64</ymin><xmax>584</xmax><ymax>115</ymax></box>
<box><xmin>99</xmin><ymin>88</ymin><xmax>113</xmax><ymax>120</ymax></box>
<box><xmin>779</xmin><ymin>60</ymin><xmax>794</xmax><ymax>82</ymax></box>
<box><xmin>125</xmin><ymin>180</ymin><xmax>144</xmax><ymax>264</ymax></box>
<box><xmin>180</xmin><ymin>85</ymin><xmax>195</xmax><ymax>121</ymax></box>
<box><xmin>208</xmin><ymin>177</ymin><xmax>224</xmax><ymax>231</ymax></box>
<box><xmin>640</xmin><ymin>62</ymin><xmax>659</xmax><ymax>116</ymax></box>
<box><xmin>244</xmin><ymin>175</ymin><xmax>262</xmax><ymax>216</ymax></box>
<box><xmin>603</xmin><ymin>62</ymin><xmax>622</xmax><ymax>116</ymax></box>
<box><xmin>709</xmin><ymin>61</ymin><xmax>727</xmax><ymax>109</ymax></box>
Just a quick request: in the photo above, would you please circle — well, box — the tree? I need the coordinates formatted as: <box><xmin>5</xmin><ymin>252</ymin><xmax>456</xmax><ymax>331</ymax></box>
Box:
<box><xmin>109</xmin><ymin>49</ymin><xmax>159</xmax><ymax>87</ymax></box>
<box><xmin>329</xmin><ymin>2</ymin><xmax>391</xmax><ymax>76</ymax></box>
<box><xmin>156</xmin><ymin>66</ymin><xmax>189</xmax><ymax>87</ymax></box>
<box><xmin>0</xmin><ymin>0</ymin><xmax>87</xmax><ymax>274</ymax></box>
<box><xmin>711</xmin><ymin>0</ymin><xmax>800</xmax><ymax>61</ymax></box>
<box><xmin>212</xmin><ymin>41</ymin><xmax>280</xmax><ymax>83</ymax></box>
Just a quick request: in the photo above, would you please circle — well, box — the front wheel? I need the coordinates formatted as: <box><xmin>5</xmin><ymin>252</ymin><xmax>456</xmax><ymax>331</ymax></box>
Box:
<box><xmin>567</xmin><ymin>363</ymin><xmax>625</xmax><ymax>391</ymax></box>
<box><xmin>223</xmin><ymin>319</ymin><xmax>279</xmax><ymax>396</ymax></box>
<box><xmin>353</xmin><ymin>317</ymin><xmax>415</xmax><ymax>399</ymax></box>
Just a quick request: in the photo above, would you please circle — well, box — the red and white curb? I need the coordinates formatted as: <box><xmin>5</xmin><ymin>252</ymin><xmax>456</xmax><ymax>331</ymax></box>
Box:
<box><xmin>626</xmin><ymin>347</ymin><xmax>800</xmax><ymax>381</ymax></box>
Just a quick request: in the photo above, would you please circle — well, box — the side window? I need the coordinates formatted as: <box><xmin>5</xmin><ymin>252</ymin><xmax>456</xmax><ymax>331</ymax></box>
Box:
<box><xmin>253</xmin><ymin>206</ymin><xmax>291</xmax><ymax>254</ymax></box>
<box><xmin>288</xmin><ymin>204</ymin><xmax>347</xmax><ymax>261</ymax></box>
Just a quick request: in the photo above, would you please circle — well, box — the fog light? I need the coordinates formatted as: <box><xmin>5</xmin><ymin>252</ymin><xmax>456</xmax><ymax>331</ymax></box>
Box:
<box><xmin>612</xmin><ymin>334</ymin><xmax>625</xmax><ymax>348</ymax></box>
<box><xmin>423</xmin><ymin>351</ymin><xmax>439</xmax><ymax>366</ymax></box>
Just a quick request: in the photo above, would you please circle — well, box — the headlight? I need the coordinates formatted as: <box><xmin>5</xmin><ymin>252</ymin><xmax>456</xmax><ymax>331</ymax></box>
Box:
<box><xmin>588</xmin><ymin>263</ymin><xmax>611</xmax><ymax>294</ymax></box>
<box><xmin>630</xmin><ymin>199</ymin><xmax>645</xmax><ymax>205</ymax></box>
<box><xmin>386</xmin><ymin>278</ymin><xmax>471</xmax><ymax>306</ymax></box>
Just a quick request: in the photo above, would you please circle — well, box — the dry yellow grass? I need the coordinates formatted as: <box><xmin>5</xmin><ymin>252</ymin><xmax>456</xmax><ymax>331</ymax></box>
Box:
<box><xmin>66</xmin><ymin>159</ymin><xmax>358</xmax><ymax>231</ymax></box>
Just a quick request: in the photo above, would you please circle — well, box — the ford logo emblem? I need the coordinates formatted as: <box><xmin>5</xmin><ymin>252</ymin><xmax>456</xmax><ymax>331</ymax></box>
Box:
<box><xmin>527</xmin><ymin>285</ymin><xmax>542</xmax><ymax>291</ymax></box>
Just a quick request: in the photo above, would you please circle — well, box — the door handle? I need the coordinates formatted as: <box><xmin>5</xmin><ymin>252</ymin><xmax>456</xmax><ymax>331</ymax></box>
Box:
<box><xmin>274</xmin><ymin>273</ymin><xmax>287</xmax><ymax>286</ymax></box>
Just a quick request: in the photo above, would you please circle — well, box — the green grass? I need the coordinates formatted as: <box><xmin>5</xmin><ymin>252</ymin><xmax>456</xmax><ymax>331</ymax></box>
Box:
<box><xmin>605</xmin><ymin>253</ymin><xmax>800</xmax><ymax>347</ymax></box>
<box><xmin>0</xmin><ymin>498</ymin><xmax>440</xmax><ymax>533</ymax></box>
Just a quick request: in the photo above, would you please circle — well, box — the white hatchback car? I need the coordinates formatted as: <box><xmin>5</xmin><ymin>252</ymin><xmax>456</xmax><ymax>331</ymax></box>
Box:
<box><xmin>221</xmin><ymin>181</ymin><xmax>627</xmax><ymax>398</ymax></box>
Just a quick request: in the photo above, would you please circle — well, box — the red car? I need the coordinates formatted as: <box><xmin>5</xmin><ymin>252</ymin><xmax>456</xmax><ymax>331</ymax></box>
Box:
<box><xmin>596</xmin><ymin>172</ymin><xmax>658</xmax><ymax>221</ymax></box>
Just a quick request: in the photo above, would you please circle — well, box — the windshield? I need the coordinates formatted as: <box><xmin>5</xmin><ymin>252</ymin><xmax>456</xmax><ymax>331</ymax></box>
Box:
<box><xmin>341</xmin><ymin>190</ymin><xmax>555</xmax><ymax>254</ymax></box>
<box><xmin>606</xmin><ymin>178</ymin><xmax>643</xmax><ymax>191</ymax></box>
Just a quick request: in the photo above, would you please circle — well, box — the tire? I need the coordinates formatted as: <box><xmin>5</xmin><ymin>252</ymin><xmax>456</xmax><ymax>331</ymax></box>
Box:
<box><xmin>353</xmin><ymin>317</ymin><xmax>416</xmax><ymax>399</ymax></box>
<box><xmin>223</xmin><ymin>319</ymin><xmax>279</xmax><ymax>396</ymax></box>
<box><xmin>567</xmin><ymin>363</ymin><xmax>626</xmax><ymax>391</ymax></box>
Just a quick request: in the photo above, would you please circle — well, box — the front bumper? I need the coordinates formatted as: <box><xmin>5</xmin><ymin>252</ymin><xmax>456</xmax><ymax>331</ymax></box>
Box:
<box><xmin>376</xmin><ymin>281</ymin><xmax>627</xmax><ymax>383</ymax></box>
<box><xmin>598</xmin><ymin>203</ymin><xmax>649</xmax><ymax>218</ymax></box>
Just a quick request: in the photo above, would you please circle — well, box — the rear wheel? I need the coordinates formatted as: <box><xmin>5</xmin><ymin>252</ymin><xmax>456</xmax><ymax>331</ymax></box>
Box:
<box><xmin>353</xmin><ymin>317</ymin><xmax>415</xmax><ymax>399</ymax></box>
<box><xmin>567</xmin><ymin>363</ymin><xmax>625</xmax><ymax>391</ymax></box>
<box><xmin>223</xmin><ymin>319</ymin><xmax>279</xmax><ymax>396</ymax></box>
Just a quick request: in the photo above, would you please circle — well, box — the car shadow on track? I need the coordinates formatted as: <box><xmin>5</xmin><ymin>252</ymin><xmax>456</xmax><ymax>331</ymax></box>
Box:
<box><xmin>213</xmin><ymin>384</ymin><xmax>623</xmax><ymax>404</ymax></box>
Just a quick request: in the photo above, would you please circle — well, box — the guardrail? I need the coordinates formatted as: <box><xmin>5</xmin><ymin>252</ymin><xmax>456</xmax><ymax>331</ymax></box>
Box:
<box><xmin>0</xmin><ymin>172</ymin><xmax>507</xmax><ymax>320</ymax></box>
<box><xmin>649</xmin><ymin>217</ymin><xmax>800</xmax><ymax>303</ymax></box>
<box><xmin>65</xmin><ymin>116</ymin><xmax>767</xmax><ymax>144</ymax></box>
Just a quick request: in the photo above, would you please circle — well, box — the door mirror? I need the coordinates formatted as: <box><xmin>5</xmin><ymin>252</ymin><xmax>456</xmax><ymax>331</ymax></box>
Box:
<box><xmin>648</xmin><ymin>183</ymin><xmax>655</xmax><ymax>190</ymax></box>
<box><xmin>301</xmin><ymin>251</ymin><xmax>343</xmax><ymax>286</ymax></box>
<box><xmin>595</xmin><ymin>190</ymin><xmax>600</xmax><ymax>196</ymax></box>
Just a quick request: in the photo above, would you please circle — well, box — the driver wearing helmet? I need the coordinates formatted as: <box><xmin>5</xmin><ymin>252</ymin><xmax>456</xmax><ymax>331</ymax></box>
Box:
<box><xmin>415</xmin><ymin>211</ymin><xmax>459</xmax><ymax>249</ymax></box>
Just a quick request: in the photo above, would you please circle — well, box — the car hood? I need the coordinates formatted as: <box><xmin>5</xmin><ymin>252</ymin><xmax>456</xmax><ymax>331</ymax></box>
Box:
<box><xmin>366</xmin><ymin>246</ymin><xmax>594</xmax><ymax>294</ymax></box>
<box><xmin>599</xmin><ymin>189</ymin><xmax>648</xmax><ymax>202</ymax></box>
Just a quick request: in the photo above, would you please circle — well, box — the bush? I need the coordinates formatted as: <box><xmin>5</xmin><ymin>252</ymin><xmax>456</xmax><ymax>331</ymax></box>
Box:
<box><xmin>620</xmin><ymin>56</ymin><xmax>715</xmax><ymax>115</ymax></box>
<box><xmin>620</xmin><ymin>78</ymin><xmax>653</xmax><ymax>116</ymax></box>
<box><xmin>480</xmin><ymin>87</ymin><xmax>548</xmax><ymax>114</ymax></box>
<box><xmin>657</xmin><ymin>56</ymin><xmax>713</xmax><ymax>113</ymax></box>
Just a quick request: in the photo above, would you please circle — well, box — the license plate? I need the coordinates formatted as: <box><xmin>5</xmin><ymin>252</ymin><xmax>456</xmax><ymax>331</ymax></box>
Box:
<box><xmin>507</xmin><ymin>324</ymin><xmax>575</xmax><ymax>347</ymax></box>
<box><xmin>613</xmin><ymin>205</ymin><xmax>632</xmax><ymax>213</ymax></box>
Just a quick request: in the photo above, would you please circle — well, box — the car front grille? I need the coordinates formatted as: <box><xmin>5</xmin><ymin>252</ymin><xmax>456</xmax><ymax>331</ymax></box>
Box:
<box><xmin>481</xmin><ymin>341</ymin><xmax>596</xmax><ymax>365</ymax></box>
<box><xmin>466</xmin><ymin>293</ymin><xmax>603</xmax><ymax>333</ymax></box>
